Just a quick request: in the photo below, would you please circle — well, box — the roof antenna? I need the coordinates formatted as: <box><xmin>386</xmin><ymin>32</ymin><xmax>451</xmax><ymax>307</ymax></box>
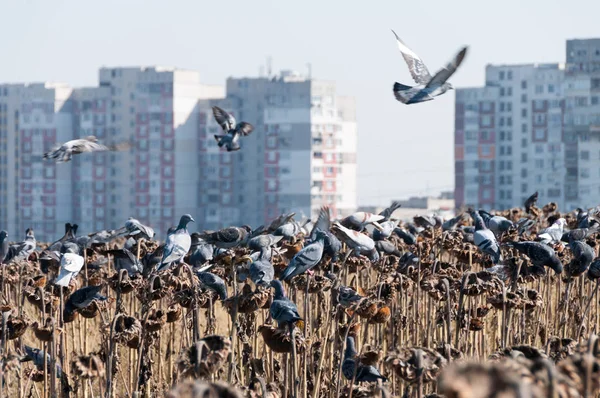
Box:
<box><xmin>266</xmin><ymin>56</ymin><xmax>272</xmax><ymax>78</ymax></box>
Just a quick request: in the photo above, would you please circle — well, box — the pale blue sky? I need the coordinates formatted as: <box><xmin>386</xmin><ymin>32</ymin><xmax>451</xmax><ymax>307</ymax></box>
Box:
<box><xmin>1</xmin><ymin>0</ymin><xmax>598</xmax><ymax>206</ymax></box>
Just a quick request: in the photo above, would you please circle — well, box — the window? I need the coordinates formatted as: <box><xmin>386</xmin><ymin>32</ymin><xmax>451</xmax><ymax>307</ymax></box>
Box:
<box><xmin>581</xmin><ymin>150</ymin><xmax>590</xmax><ymax>160</ymax></box>
<box><xmin>499</xmin><ymin>71</ymin><xmax>505</xmax><ymax>80</ymax></box>
<box><xmin>535</xmin><ymin>175</ymin><xmax>543</xmax><ymax>183</ymax></box>
<box><xmin>521</xmin><ymin>169</ymin><xmax>528</xmax><ymax>178</ymax></box>
<box><xmin>482</xmin><ymin>189</ymin><xmax>491</xmax><ymax>200</ymax></box>
<box><xmin>500</xmin><ymin>88</ymin><xmax>505</xmax><ymax>96</ymax></box>
<box><xmin>507</xmin><ymin>117</ymin><xmax>512</xmax><ymax>126</ymax></box>
<box><xmin>521</xmin><ymin>94</ymin><xmax>527</xmax><ymax>103</ymax></box>
<box><xmin>521</xmin><ymin>109</ymin><xmax>527</xmax><ymax>117</ymax></box>
<box><xmin>548</xmin><ymin>189</ymin><xmax>560</xmax><ymax>198</ymax></box>
<box><xmin>535</xmin><ymin>145</ymin><xmax>543</xmax><ymax>154</ymax></box>
<box><xmin>521</xmin><ymin>80</ymin><xmax>527</xmax><ymax>89</ymax></box>
<box><xmin>507</xmin><ymin>87</ymin><xmax>512</xmax><ymax>96</ymax></box>
<box><xmin>581</xmin><ymin>168</ymin><xmax>590</xmax><ymax>178</ymax></box>
<box><xmin>522</xmin><ymin>124</ymin><xmax>527</xmax><ymax>133</ymax></box>
<box><xmin>521</xmin><ymin>153</ymin><xmax>528</xmax><ymax>162</ymax></box>
<box><xmin>44</xmin><ymin>168</ymin><xmax>55</xmax><ymax>178</ymax></box>
<box><xmin>522</xmin><ymin>183</ymin><xmax>528</xmax><ymax>193</ymax></box>
<box><xmin>507</xmin><ymin>71</ymin><xmax>513</xmax><ymax>80</ymax></box>
<box><xmin>481</xmin><ymin>115</ymin><xmax>492</xmax><ymax>127</ymax></box>
<box><xmin>535</xmin><ymin>159</ymin><xmax>544</xmax><ymax>169</ymax></box>
<box><xmin>500</xmin><ymin>103</ymin><xmax>505</xmax><ymax>112</ymax></box>
<box><xmin>534</xmin><ymin>129</ymin><xmax>545</xmax><ymax>140</ymax></box>
<box><xmin>548</xmin><ymin>84</ymin><xmax>555</xmax><ymax>93</ymax></box>
<box><xmin>535</xmin><ymin>85</ymin><xmax>543</xmax><ymax>94</ymax></box>
<box><xmin>521</xmin><ymin>138</ymin><xmax>527</xmax><ymax>147</ymax></box>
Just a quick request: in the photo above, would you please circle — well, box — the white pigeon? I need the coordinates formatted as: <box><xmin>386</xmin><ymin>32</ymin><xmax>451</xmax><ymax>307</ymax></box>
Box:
<box><xmin>55</xmin><ymin>252</ymin><xmax>85</xmax><ymax>287</ymax></box>
<box><xmin>537</xmin><ymin>218</ymin><xmax>567</xmax><ymax>244</ymax></box>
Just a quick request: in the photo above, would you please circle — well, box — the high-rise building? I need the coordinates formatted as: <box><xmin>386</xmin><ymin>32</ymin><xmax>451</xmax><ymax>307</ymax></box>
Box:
<box><xmin>0</xmin><ymin>67</ymin><xmax>357</xmax><ymax>241</ymax></box>
<box><xmin>455</xmin><ymin>38</ymin><xmax>600</xmax><ymax>212</ymax></box>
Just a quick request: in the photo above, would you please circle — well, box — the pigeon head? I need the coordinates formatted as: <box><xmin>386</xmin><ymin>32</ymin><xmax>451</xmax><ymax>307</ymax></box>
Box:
<box><xmin>547</xmin><ymin>256</ymin><xmax>563</xmax><ymax>274</ymax></box>
<box><xmin>447</xmin><ymin>83</ymin><xmax>455</xmax><ymax>90</ymax></box>
<box><xmin>241</xmin><ymin>225</ymin><xmax>252</xmax><ymax>233</ymax></box>
<box><xmin>0</xmin><ymin>231</ymin><xmax>6</xmax><ymax>240</ymax></box>
<box><xmin>25</xmin><ymin>228</ymin><xmax>35</xmax><ymax>238</ymax></box>
<box><xmin>314</xmin><ymin>230</ymin><xmax>328</xmax><ymax>242</ymax></box>
<box><xmin>178</xmin><ymin>214</ymin><xmax>195</xmax><ymax>228</ymax></box>
<box><xmin>85</xmin><ymin>135</ymin><xmax>98</xmax><ymax>143</ymax></box>
<box><xmin>270</xmin><ymin>280</ymin><xmax>286</xmax><ymax>298</ymax></box>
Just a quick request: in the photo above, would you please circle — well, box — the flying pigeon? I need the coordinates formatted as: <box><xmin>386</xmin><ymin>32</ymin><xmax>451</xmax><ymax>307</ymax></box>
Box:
<box><xmin>195</xmin><ymin>271</ymin><xmax>228</xmax><ymax>301</ymax></box>
<box><xmin>157</xmin><ymin>214</ymin><xmax>195</xmax><ymax>272</ymax></box>
<box><xmin>504</xmin><ymin>241</ymin><xmax>563</xmax><ymax>274</ymax></box>
<box><xmin>212</xmin><ymin>106</ymin><xmax>254</xmax><ymax>152</ymax></box>
<box><xmin>470</xmin><ymin>211</ymin><xmax>502</xmax><ymax>264</ymax></box>
<box><xmin>280</xmin><ymin>231</ymin><xmax>327</xmax><ymax>281</ymax></box>
<box><xmin>342</xmin><ymin>336</ymin><xmax>387</xmax><ymax>382</ymax></box>
<box><xmin>378</xmin><ymin>201</ymin><xmax>402</xmax><ymax>221</ymax></box>
<box><xmin>269</xmin><ymin>280</ymin><xmax>302</xmax><ymax>327</ymax></box>
<box><xmin>524</xmin><ymin>192</ymin><xmax>538</xmax><ymax>214</ymax></box>
<box><xmin>200</xmin><ymin>226</ymin><xmax>251</xmax><ymax>249</ymax></box>
<box><xmin>43</xmin><ymin>135</ymin><xmax>129</xmax><ymax>163</ymax></box>
<box><xmin>391</xmin><ymin>30</ymin><xmax>467</xmax><ymax>105</ymax></box>
<box><xmin>536</xmin><ymin>218</ymin><xmax>567</xmax><ymax>244</ymax></box>
<box><xmin>54</xmin><ymin>248</ymin><xmax>84</xmax><ymax>287</ymax></box>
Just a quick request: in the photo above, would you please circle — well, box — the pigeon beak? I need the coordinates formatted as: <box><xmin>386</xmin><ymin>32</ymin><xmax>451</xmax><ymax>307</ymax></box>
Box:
<box><xmin>190</xmin><ymin>217</ymin><xmax>196</xmax><ymax>223</ymax></box>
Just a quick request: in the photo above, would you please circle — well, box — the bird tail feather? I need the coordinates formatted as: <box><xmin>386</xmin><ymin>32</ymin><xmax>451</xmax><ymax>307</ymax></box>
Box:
<box><xmin>393</xmin><ymin>82</ymin><xmax>413</xmax><ymax>91</ymax></box>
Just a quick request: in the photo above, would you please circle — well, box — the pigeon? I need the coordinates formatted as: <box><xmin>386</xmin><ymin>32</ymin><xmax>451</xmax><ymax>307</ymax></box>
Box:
<box><xmin>0</xmin><ymin>231</ymin><xmax>8</xmax><ymax>265</ymax></box>
<box><xmin>504</xmin><ymin>241</ymin><xmax>563</xmax><ymax>274</ymax></box>
<box><xmin>249</xmin><ymin>257</ymin><xmax>275</xmax><ymax>287</ymax></box>
<box><xmin>47</xmin><ymin>223</ymin><xmax>74</xmax><ymax>252</ymax></box>
<box><xmin>64</xmin><ymin>285</ymin><xmax>107</xmax><ymax>318</ymax></box>
<box><xmin>373</xmin><ymin>219</ymin><xmax>400</xmax><ymax>241</ymax></box>
<box><xmin>280</xmin><ymin>231</ymin><xmax>327</xmax><ymax>281</ymax></box>
<box><xmin>568</xmin><ymin>240</ymin><xmax>594</xmax><ymax>277</ymax></box>
<box><xmin>342</xmin><ymin>336</ymin><xmax>387</xmax><ymax>382</ymax></box>
<box><xmin>43</xmin><ymin>135</ymin><xmax>129</xmax><ymax>163</ymax></box>
<box><xmin>375</xmin><ymin>240</ymin><xmax>401</xmax><ymax>257</ymax></box>
<box><xmin>248</xmin><ymin>234</ymin><xmax>283</xmax><ymax>252</ymax></box>
<box><xmin>106</xmin><ymin>248</ymin><xmax>143</xmax><ymax>276</ymax></box>
<box><xmin>336</xmin><ymin>285</ymin><xmax>364</xmax><ymax>308</ymax></box>
<box><xmin>268</xmin><ymin>213</ymin><xmax>296</xmax><ymax>233</ymax></box>
<box><xmin>442</xmin><ymin>214</ymin><xmax>465</xmax><ymax>231</ymax></box>
<box><xmin>391</xmin><ymin>30</ymin><xmax>467</xmax><ymax>105</ymax></box>
<box><xmin>54</xmin><ymin>248</ymin><xmax>85</xmax><ymax>287</ymax></box>
<box><xmin>561</xmin><ymin>225</ymin><xmax>600</xmax><ymax>243</ymax></box>
<box><xmin>274</xmin><ymin>221</ymin><xmax>302</xmax><ymax>241</ymax></box>
<box><xmin>309</xmin><ymin>206</ymin><xmax>342</xmax><ymax>262</ymax></box>
<box><xmin>537</xmin><ymin>218</ymin><xmax>567</xmax><ymax>244</ymax></box>
<box><xmin>189</xmin><ymin>233</ymin><xmax>214</xmax><ymax>266</ymax></box>
<box><xmin>212</xmin><ymin>106</ymin><xmax>254</xmax><ymax>152</ymax></box>
<box><xmin>120</xmin><ymin>217</ymin><xmax>155</xmax><ymax>240</ymax></box>
<box><xmin>524</xmin><ymin>192</ymin><xmax>538</xmax><ymax>214</ymax></box>
<box><xmin>157</xmin><ymin>214</ymin><xmax>195</xmax><ymax>272</ymax></box>
<box><xmin>470</xmin><ymin>211</ymin><xmax>502</xmax><ymax>264</ymax></box>
<box><xmin>332</xmin><ymin>222</ymin><xmax>377</xmax><ymax>260</ymax></box>
<box><xmin>378</xmin><ymin>201</ymin><xmax>402</xmax><ymax>221</ymax></box>
<box><xmin>515</xmin><ymin>218</ymin><xmax>536</xmax><ymax>236</ymax></box>
<box><xmin>341</xmin><ymin>212</ymin><xmax>385</xmax><ymax>232</ymax></box>
<box><xmin>393</xmin><ymin>228</ymin><xmax>417</xmax><ymax>245</ymax></box>
<box><xmin>22</xmin><ymin>346</ymin><xmax>62</xmax><ymax>378</ymax></box>
<box><xmin>269</xmin><ymin>280</ymin><xmax>302</xmax><ymax>327</ymax></box>
<box><xmin>478</xmin><ymin>210</ymin><xmax>513</xmax><ymax>237</ymax></box>
<box><xmin>414</xmin><ymin>215</ymin><xmax>437</xmax><ymax>229</ymax></box>
<box><xmin>575</xmin><ymin>208</ymin><xmax>598</xmax><ymax>229</ymax></box>
<box><xmin>588</xmin><ymin>259</ymin><xmax>600</xmax><ymax>280</ymax></box>
<box><xmin>200</xmin><ymin>225</ymin><xmax>251</xmax><ymax>249</ymax></box>
<box><xmin>5</xmin><ymin>228</ymin><xmax>36</xmax><ymax>262</ymax></box>
<box><xmin>195</xmin><ymin>271</ymin><xmax>228</xmax><ymax>301</ymax></box>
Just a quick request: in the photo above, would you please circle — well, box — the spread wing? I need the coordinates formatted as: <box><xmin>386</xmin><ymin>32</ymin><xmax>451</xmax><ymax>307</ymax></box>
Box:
<box><xmin>236</xmin><ymin>122</ymin><xmax>254</xmax><ymax>136</ymax></box>
<box><xmin>212</xmin><ymin>106</ymin><xmax>236</xmax><ymax>131</ymax></box>
<box><xmin>426</xmin><ymin>46</ymin><xmax>468</xmax><ymax>88</ymax></box>
<box><xmin>391</xmin><ymin>30</ymin><xmax>432</xmax><ymax>85</ymax></box>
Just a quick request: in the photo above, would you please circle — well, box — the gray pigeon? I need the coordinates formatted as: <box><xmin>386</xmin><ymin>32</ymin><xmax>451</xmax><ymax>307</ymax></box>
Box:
<box><xmin>121</xmin><ymin>217</ymin><xmax>155</xmax><ymax>239</ymax></box>
<box><xmin>157</xmin><ymin>214</ymin><xmax>195</xmax><ymax>271</ymax></box>
<box><xmin>568</xmin><ymin>240</ymin><xmax>594</xmax><ymax>277</ymax></box>
<box><xmin>479</xmin><ymin>210</ymin><xmax>513</xmax><ymax>237</ymax></box>
<box><xmin>22</xmin><ymin>346</ymin><xmax>62</xmax><ymax>378</ymax></box>
<box><xmin>394</xmin><ymin>228</ymin><xmax>416</xmax><ymax>245</ymax></box>
<box><xmin>248</xmin><ymin>234</ymin><xmax>283</xmax><ymax>252</ymax></box>
<box><xmin>64</xmin><ymin>285</ymin><xmax>107</xmax><ymax>318</ymax></box>
<box><xmin>342</xmin><ymin>336</ymin><xmax>387</xmax><ymax>382</ymax></box>
<box><xmin>391</xmin><ymin>30</ymin><xmax>467</xmax><ymax>105</ymax></box>
<box><xmin>195</xmin><ymin>271</ymin><xmax>228</xmax><ymax>301</ymax></box>
<box><xmin>280</xmin><ymin>231</ymin><xmax>326</xmax><ymax>281</ymax></box>
<box><xmin>269</xmin><ymin>280</ymin><xmax>302</xmax><ymax>327</ymax></box>
<box><xmin>504</xmin><ymin>241</ymin><xmax>563</xmax><ymax>274</ymax></box>
<box><xmin>373</xmin><ymin>219</ymin><xmax>400</xmax><ymax>241</ymax></box>
<box><xmin>378</xmin><ymin>201</ymin><xmax>402</xmax><ymax>221</ymax></box>
<box><xmin>274</xmin><ymin>221</ymin><xmax>301</xmax><ymax>240</ymax></box>
<box><xmin>43</xmin><ymin>135</ymin><xmax>129</xmax><ymax>163</ymax></box>
<box><xmin>200</xmin><ymin>225</ymin><xmax>251</xmax><ymax>249</ymax></box>
<box><xmin>470</xmin><ymin>211</ymin><xmax>502</xmax><ymax>264</ymax></box>
<box><xmin>375</xmin><ymin>240</ymin><xmax>401</xmax><ymax>257</ymax></box>
<box><xmin>249</xmin><ymin>257</ymin><xmax>275</xmax><ymax>287</ymax></box>
<box><xmin>106</xmin><ymin>248</ymin><xmax>143</xmax><ymax>276</ymax></box>
<box><xmin>332</xmin><ymin>222</ymin><xmax>378</xmax><ymax>261</ymax></box>
<box><xmin>309</xmin><ymin>206</ymin><xmax>342</xmax><ymax>262</ymax></box>
<box><xmin>442</xmin><ymin>213</ymin><xmax>465</xmax><ymax>231</ymax></box>
<box><xmin>524</xmin><ymin>192</ymin><xmax>538</xmax><ymax>214</ymax></box>
<box><xmin>212</xmin><ymin>106</ymin><xmax>254</xmax><ymax>152</ymax></box>
<box><xmin>516</xmin><ymin>218</ymin><xmax>535</xmax><ymax>236</ymax></box>
<box><xmin>336</xmin><ymin>285</ymin><xmax>364</xmax><ymax>308</ymax></box>
<box><xmin>6</xmin><ymin>228</ymin><xmax>36</xmax><ymax>262</ymax></box>
<box><xmin>189</xmin><ymin>233</ymin><xmax>214</xmax><ymax>266</ymax></box>
<box><xmin>561</xmin><ymin>225</ymin><xmax>600</xmax><ymax>243</ymax></box>
<box><xmin>0</xmin><ymin>231</ymin><xmax>8</xmax><ymax>265</ymax></box>
<box><xmin>341</xmin><ymin>212</ymin><xmax>385</xmax><ymax>232</ymax></box>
